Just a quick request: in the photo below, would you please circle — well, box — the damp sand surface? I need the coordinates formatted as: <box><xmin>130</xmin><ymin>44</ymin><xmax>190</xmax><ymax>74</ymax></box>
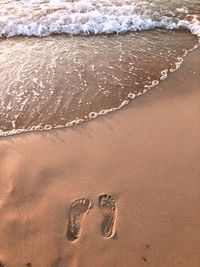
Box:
<box><xmin>0</xmin><ymin>29</ymin><xmax>198</xmax><ymax>135</ymax></box>
<box><xmin>0</xmin><ymin>48</ymin><xmax>200</xmax><ymax>266</ymax></box>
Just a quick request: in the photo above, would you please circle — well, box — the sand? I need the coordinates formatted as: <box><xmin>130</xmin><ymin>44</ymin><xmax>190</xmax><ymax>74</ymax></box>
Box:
<box><xmin>0</xmin><ymin>47</ymin><xmax>200</xmax><ymax>267</ymax></box>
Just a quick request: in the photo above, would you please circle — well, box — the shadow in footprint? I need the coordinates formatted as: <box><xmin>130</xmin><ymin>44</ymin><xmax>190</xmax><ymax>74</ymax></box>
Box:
<box><xmin>66</xmin><ymin>198</ymin><xmax>92</xmax><ymax>242</ymax></box>
<box><xmin>98</xmin><ymin>194</ymin><xmax>117</xmax><ymax>239</ymax></box>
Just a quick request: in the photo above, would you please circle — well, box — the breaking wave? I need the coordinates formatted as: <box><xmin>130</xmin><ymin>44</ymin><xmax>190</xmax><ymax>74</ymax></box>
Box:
<box><xmin>0</xmin><ymin>0</ymin><xmax>200</xmax><ymax>137</ymax></box>
<box><xmin>0</xmin><ymin>0</ymin><xmax>200</xmax><ymax>38</ymax></box>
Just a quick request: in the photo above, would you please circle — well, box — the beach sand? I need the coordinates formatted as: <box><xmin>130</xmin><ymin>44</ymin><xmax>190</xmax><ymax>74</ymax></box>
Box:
<box><xmin>0</xmin><ymin>47</ymin><xmax>199</xmax><ymax>267</ymax></box>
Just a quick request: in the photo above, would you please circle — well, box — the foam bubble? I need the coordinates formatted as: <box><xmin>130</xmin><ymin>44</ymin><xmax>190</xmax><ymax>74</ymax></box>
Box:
<box><xmin>35</xmin><ymin>125</ymin><xmax>44</xmax><ymax>131</ymax></box>
<box><xmin>89</xmin><ymin>112</ymin><xmax>98</xmax><ymax>118</ymax></box>
<box><xmin>44</xmin><ymin>125</ymin><xmax>53</xmax><ymax>130</ymax></box>
<box><xmin>128</xmin><ymin>93</ymin><xmax>136</xmax><ymax>99</ymax></box>
<box><xmin>99</xmin><ymin>110</ymin><xmax>109</xmax><ymax>115</ymax></box>
<box><xmin>76</xmin><ymin>119</ymin><xmax>84</xmax><ymax>124</ymax></box>
<box><xmin>151</xmin><ymin>80</ymin><xmax>159</xmax><ymax>86</ymax></box>
<box><xmin>0</xmin><ymin>1</ymin><xmax>199</xmax><ymax>38</ymax></box>
<box><xmin>118</xmin><ymin>100</ymin><xmax>129</xmax><ymax>109</ymax></box>
<box><xmin>136</xmin><ymin>92</ymin><xmax>143</xmax><ymax>96</ymax></box>
<box><xmin>160</xmin><ymin>69</ymin><xmax>168</xmax><ymax>80</ymax></box>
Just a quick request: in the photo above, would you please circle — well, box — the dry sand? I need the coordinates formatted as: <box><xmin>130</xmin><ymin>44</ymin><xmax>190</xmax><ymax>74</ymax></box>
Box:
<box><xmin>0</xmin><ymin>48</ymin><xmax>200</xmax><ymax>267</ymax></box>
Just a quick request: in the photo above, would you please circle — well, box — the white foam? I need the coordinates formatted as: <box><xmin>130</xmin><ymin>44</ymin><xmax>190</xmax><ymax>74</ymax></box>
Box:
<box><xmin>0</xmin><ymin>1</ymin><xmax>199</xmax><ymax>138</ymax></box>
<box><xmin>89</xmin><ymin>111</ymin><xmax>98</xmax><ymax>118</ymax></box>
<box><xmin>0</xmin><ymin>1</ymin><xmax>199</xmax><ymax>38</ymax></box>
<box><xmin>44</xmin><ymin>124</ymin><xmax>53</xmax><ymax>130</ymax></box>
<box><xmin>160</xmin><ymin>69</ymin><xmax>168</xmax><ymax>80</ymax></box>
<box><xmin>128</xmin><ymin>93</ymin><xmax>136</xmax><ymax>99</ymax></box>
<box><xmin>0</xmin><ymin>45</ymin><xmax>196</xmax><ymax>138</ymax></box>
<box><xmin>99</xmin><ymin>110</ymin><xmax>109</xmax><ymax>115</ymax></box>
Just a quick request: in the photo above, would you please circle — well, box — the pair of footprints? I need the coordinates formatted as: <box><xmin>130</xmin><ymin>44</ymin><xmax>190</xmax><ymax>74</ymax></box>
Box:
<box><xmin>67</xmin><ymin>194</ymin><xmax>117</xmax><ymax>241</ymax></box>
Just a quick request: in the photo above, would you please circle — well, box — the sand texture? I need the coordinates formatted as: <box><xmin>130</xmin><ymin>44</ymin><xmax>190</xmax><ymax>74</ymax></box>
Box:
<box><xmin>0</xmin><ymin>48</ymin><xmax>200</xmax><ymax>267</ymax></box>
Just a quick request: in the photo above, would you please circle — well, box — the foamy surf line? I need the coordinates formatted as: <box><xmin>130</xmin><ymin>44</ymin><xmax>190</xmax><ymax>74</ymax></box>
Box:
<box><xmin>0</xmin><ymin>0</ymin><xmax>200</xmax><ymax>38</ymax></box>
<box><xmin>0</xmin><ymin>43</ymin><xmax>198</xmax><ymax>138</ymax></box>
<box><xmin>0</xmin><ymin>0</ymin><xmax>200</xmax><ymax>137</ymax></box>
<box><xmin>0</xmin><ymin>14</ymin><xmax>200</xmax><ymax>38</ymax></box>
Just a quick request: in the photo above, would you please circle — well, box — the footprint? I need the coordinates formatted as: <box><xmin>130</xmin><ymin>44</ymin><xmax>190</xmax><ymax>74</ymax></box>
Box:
<box><xmin>98</xmin><ymin>194</ymin><xmax>117</xmax><ymax>238</ymax></box>
<box><xmin>66</xmin><ymin>198</ymin><xmax>92</xmax><ymax>242</ymax></box>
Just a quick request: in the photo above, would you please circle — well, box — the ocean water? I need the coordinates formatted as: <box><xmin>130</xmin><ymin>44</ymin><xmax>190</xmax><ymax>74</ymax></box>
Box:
<box><xmin>0</xmin><ymin>0</ymin><xmax>200</xmax><ymax>136</ymax></box>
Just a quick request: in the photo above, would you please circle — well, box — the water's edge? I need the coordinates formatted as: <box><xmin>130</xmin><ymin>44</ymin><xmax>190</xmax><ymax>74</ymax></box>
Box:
<box><xmin>0</xmin><ymin>38</ymin><xmax>199</xmax><ymax>138</ymax></box>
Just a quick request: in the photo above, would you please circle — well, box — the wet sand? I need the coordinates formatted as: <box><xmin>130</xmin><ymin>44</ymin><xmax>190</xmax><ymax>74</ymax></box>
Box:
<box><xmin>0</xmin><ymin>47</ymin><xmax>200</xmax><ymax>267</ymax></box>
<box><xmin>1</xmin><ymin>30</ymin><xmax>198</xmax><ymax>134</ymax></box>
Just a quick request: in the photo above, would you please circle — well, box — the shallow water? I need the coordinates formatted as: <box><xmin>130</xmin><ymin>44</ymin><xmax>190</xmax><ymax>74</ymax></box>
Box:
<box><xmin>0</xmin><ymin>0</ymin><xmax>200</xmax><ymax>136</ymax></box>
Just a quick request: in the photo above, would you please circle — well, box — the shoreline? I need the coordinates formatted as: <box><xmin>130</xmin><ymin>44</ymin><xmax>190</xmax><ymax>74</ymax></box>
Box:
<box><xmin>0</xmin><ymin>30</ymin><xmax>199</xmax><ymax>137</ymax></box>
<box><xmin>0</xmin><ymin>47</ymin><xmax>199</xmax><ymax>267</ymax></box>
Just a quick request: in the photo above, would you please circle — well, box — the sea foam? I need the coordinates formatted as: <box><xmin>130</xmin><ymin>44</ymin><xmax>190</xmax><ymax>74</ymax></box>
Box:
<box><xmin>0</xmin><ymin>0</ymin><xmax>200</xmax><ymax>38</ymax></box>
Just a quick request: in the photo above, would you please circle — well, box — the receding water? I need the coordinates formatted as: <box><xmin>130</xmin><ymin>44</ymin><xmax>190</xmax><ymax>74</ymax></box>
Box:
<box><xmin>0</xmin><ymin>0</ymin><xmax>200</xmax><ymax>136</ymax></box>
